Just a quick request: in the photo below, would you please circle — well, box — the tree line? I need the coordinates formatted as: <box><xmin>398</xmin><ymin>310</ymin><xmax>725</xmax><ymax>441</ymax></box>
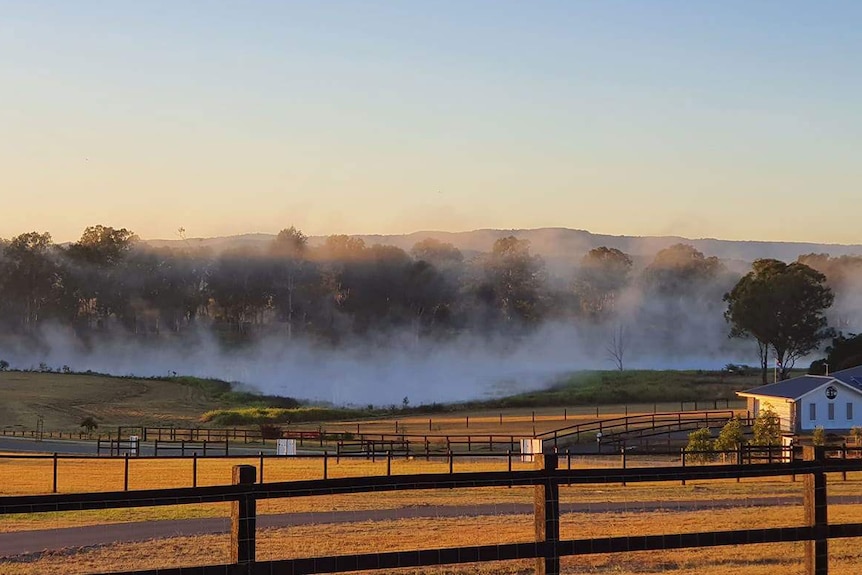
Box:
<box><xmin>0</xmin><ymin>224</ymin><xmax>858</xmax><ymax>380</ymax></box>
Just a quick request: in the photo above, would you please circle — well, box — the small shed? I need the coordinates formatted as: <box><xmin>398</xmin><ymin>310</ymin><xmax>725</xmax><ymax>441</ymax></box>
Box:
<box><xmin>736</xmin><ymin>365</ymin><xmax>862</xmax><ymax>433</ymax></box>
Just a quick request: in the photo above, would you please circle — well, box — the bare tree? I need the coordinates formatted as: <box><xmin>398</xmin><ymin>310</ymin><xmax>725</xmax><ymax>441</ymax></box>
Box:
<box><xmin>606</xmin><ymin>323</ymin><xmax>627</xmax><ymax>371</ymax></box>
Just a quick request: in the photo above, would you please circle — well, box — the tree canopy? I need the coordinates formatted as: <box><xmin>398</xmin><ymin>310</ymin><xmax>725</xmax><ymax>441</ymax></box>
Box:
<box><xmin>574</xmin><ymin>246</ymin><xmax>632</xmax><ymax>319</ymax></box>
<box><xmin>724</xmin><ymin>259</ymin><xmax>834</xmax><ymax>382</ymax></box>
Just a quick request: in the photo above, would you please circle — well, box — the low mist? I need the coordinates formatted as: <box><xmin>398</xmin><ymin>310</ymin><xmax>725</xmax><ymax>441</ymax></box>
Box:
<box><xmin>2</xmin><ymin>227</ymin><xmax>858</xmax><ymax>405</ymax></box>
<box><xmin>1</xmin><ymin>319</ymin><xmax>754</xmax><ymax>407</ymax></box>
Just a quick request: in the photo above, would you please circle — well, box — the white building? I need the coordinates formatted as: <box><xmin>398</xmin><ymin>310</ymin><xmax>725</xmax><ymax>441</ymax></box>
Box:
<box><xmin>736</xmin><ymin>365</ymin><xmax>862</xmax><ymax>434</ymax></box>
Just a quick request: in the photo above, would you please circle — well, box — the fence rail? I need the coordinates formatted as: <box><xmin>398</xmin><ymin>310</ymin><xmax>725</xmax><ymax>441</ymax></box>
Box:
<box><xmin>5</xmin><ymin>444</ymin><xmax>862</xmax><ymax>496</ymax></box>
<box><xmin>538</xmin><ymin>409</ymin><xmax>749</xmax><ymax>448</ymax></box>
<box><xmin>0</xmin><ymin>447</ymin><xmax>859</xmax><ymax>574</ymax></box>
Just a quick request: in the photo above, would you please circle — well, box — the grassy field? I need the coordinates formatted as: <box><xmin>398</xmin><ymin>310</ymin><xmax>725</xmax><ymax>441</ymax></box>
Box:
<box><xmin>470</xmin><ymin>369</ymin><xmax>767</xmax><ymax>409</ymax></box>
<box><xmin>0</xmin><ymin>372</ymin><xmax>224</xmax><ymax>431</ymax></box>
<box><xmin>3</xmin><ymin>454</ymin><xmax>862</xmax><ymax>531</ymax></box>
<box><xmin>3</xmin><ymin>501</ymin><xmax>862</xmax><ymax>573</ymax></box>
<box><xmin>1</xmin><ymin>454</ymin><xmax>861</xmax><ymax>573</ymax></box>
<box><xmin>0</xmin><ymin>368</ymin><xmax>759</xmax><ymax>436</ymax></box>
<box><xmin>0</xmin><ymin>367</ymin><xmax>854</xmax><ymax>574</ymax></box>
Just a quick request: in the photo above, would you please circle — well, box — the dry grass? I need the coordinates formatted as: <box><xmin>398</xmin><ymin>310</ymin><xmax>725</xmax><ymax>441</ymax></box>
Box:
<box><xmin>320</xmin><ymin>403</ymin><xmax>745</xmax><ymax>440</ymax></box>
<box><xmin>0</xmin><ymin>372</ymin><xmax>224</xmax><ymax>431</ymax></box>
<box><xmin>3</xmin><ymin>455</ymin><xmax>862</xmax><ymax>533</ymax></box>
<box><xmin>3</xmin><ymin>505</ymin><xmax>862</xmax><ymax>574</ymax></box>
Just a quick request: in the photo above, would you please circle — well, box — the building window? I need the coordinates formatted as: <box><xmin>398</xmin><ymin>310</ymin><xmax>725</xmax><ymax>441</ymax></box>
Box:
<box><xmin>810</xmin><ymin>403</ymin><xmax>816</xmax><ymax>421</ymax></box>
<box><xmin>828</xmin><ymin>403</ymin><xmax>835</xmax><ymax>421</ymax></box>
<box><xmin>848</xmin><ymin>402</ymin><xmax>854</xmax><ymax>420</ymax></box>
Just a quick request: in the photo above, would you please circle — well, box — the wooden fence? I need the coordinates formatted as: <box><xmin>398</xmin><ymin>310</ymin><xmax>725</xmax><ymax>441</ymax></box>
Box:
<box><xmin>0</xmin><ymin>447</ymin><xmax>860</xmax><ymax>574</ymax></box>
<box><xmin>536</xmin><ymin>409</ymin><xmax>748</xmax><ymax>448</ymax></box>
<box><xmin>6</xmin><ymin>444</ymin><xmax>862</xmax><ymax>496</ymax></box>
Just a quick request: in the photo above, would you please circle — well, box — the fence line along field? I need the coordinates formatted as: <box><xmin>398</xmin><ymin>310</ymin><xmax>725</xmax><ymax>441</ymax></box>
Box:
<box><xmin>2</xmin><ymin>451</ymin><xmax>861</xmax><ymax>575</ymax></box>
<box><xmin>3</xmin><ymin>448</ymin><xmax>862</xmax><ymax>535</ymax></box>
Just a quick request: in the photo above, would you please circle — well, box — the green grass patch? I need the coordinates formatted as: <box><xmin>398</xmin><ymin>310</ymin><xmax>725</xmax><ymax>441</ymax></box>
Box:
<box><xmin>200</xmin><ymin>406</ymin><xmax>368</xmax><ymax>426</ymax></box>
<box><xmin>463</xmin><ymin>369</ymin><xmax>770</xmax><ymax>410</ymax></box>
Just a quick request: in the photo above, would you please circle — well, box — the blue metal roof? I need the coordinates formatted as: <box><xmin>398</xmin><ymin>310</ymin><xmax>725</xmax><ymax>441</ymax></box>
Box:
<box><xmin>830</xmin><ymin>365</ymin><xmax>862</xmax><ymax>391</ymax></box>
<box><xmin>739</xmin><ymin>375</ymin><xmax>835</xmax><ymax>400</ymax></box>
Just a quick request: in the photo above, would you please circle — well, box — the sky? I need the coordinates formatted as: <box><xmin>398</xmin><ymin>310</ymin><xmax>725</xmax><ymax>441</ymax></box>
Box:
<box><xmin>2</xmin><ymin>1</ymin><xmax>860</xmax><ymax>245</ymax></box>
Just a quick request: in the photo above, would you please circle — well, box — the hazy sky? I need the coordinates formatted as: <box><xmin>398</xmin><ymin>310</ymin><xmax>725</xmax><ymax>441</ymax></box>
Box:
<box><xmin>2</xmin><ymin>1</ymin><xmax>860</xmax><ymax>244</ymax></box>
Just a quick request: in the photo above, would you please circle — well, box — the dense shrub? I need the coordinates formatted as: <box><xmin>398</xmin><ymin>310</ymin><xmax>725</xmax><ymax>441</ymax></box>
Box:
<box><xmin>685</xmin><ymin>428</ymin><xmax>715</xmax><ymax>463</ymax></box>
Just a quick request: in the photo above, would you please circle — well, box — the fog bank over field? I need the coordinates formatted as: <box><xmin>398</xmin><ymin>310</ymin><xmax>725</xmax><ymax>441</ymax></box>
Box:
<box><xmin>2</xmin><ymin>226</ymin><xmax>858</xmax><ymax>405</ymax></box>
<box><xmin>2</xmin><ymin>320</ymin><xmax>754</xmax><ymax>406</ymax></box>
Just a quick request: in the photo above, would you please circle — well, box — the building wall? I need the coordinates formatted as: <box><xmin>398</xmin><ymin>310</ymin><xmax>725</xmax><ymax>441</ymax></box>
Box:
<box><xmin>799</xmin><ymin>385</ymin><xmax>862</xmax><ymax>431</ymax></box>
<box><xmin>755</xmin><ymin>398</ymin><xmax>794</xmax><ymax>432</ymax></box>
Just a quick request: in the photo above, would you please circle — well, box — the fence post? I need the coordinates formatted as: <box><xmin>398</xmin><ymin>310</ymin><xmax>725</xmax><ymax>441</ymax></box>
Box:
<box><xmin>52</xmin><ymin>452</ymin><xmax>58</xmax><ymax>493</ymax></box>
<box><xmin>803</xmin><ymin>445</ymin><xmax>827</xmax><ymax>575</ymax></box>
<box><xmin>123</xmin><ymin>452</ymin><xmax>129</xmax><ymax>491</ymax></box>
<box><xmin>225</xmin><ymin>439</ymin><xmax>230</xmax><ymax>456</ymax></box>
<box><xmin>324</xmin><ymin>451</ymin><xmax>329</xmax><ymax>479</ymax></box>
<box><xmin>842</xmin><ymin>443</ymin><xmax>847</xmax><ymax>481</ymax></box>
<box><xmin>231</xmin><ymin>465</ymin><xmax>257</xmax><ymax>566</ymax></box>
<box><xmin>386</xmin><ymin>451</ymin><xmax>391</xmax><ymax>476</ymax></box>
<box><xmin>259</xmin><ymin>452</ymin><xmax>264</xmax><ymax>484</ymax></box>
<box><xmin>620</xmin><ymin>447</ymin><xmax>627</xmax><ymax>487</ymax></box>
<box><xmin>192</xmin><ymin>453</ymin><xmax>198</xmax><ymax>488</ymax></box>
<box><xmin>737</xmin><ymin>444</ymin><xmax>743</xmax><ymax>483</ymax></box>
<box><xmin>448</xmin><ymin>450</ymin><xmax>453</xmax><ymax>474</ymax></box>
<box><xmin>681</xmin><ymin>449</ymin><xmax>686</xmax><ymax>486</ymax></box>
<box><xmin>534</xmin><ymin>453</ymin><xmax>560</xmax><ymax>575</ymax></box>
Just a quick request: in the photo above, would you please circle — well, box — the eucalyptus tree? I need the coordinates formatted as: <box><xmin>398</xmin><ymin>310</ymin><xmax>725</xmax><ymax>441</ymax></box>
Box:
<box><xmin>724</xmin><ymin>259</ymin><xmax>834</xmax><ymax>383</ymax></box>
<box><xmin>0</xmin><ymin>232</ymin><xmax>65</xmax><ymax>330</ymax></box>
<box><xmin>574</xmin><ymin>246</ymin><xmax>633</xmax><ymax>320</ymax></box>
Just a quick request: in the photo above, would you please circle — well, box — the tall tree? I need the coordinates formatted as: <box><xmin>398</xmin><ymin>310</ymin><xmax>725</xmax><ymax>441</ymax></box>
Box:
<box><xmin>574</xmin><ymin>247</ymin><xmax>632</xmax><ymax>319</ymax></box>
<box><xmin>642</xmin><ymin>243</ymin><xmax>723</xmax><ymax>297</ymax></box>
<box><xmin>639</xmin><ymin>243</ymin><xmax>731</xmax><ymax>356</ymax></box>
<box><xmin>63</xmin><ymin>225</ymin><xmax>140</xmax><ymax>329</ymax></box>
<box><xmin>797</xmin><ymin>253</ymin><xmax>862</xmax><ymax>330</ymax></box>
<box><xmin>810</xmin><ymin>332</ymin><xmax>862</xmax><ymax>374</ymax></box>
<box><xmin>269</xmin><ymin>227</ymin><xmax>311</xmax><ymax>340</ymax></box>
<box><xmin>208</xmin><ymin>248</ymin><xmax>273</xmax><ymax>334</ymax></box>
<box><xmin>0</xmin><ymin>232</ymin><xmax>64</xmax><ymax>330</ymax></box>
<box><xmin>410</xmin><ymin>238</ymin><xmax>464</xmax><ymax>269</ymax></box>
<box><xmin>724</xmin><ymin>259</ymin><xmax>834</xmax><ymax>383</ymax></box>
<box><xmin>66</xmin><ymin>225</ymin><xmax>138</xmax><ymax>267</ymax></box>
<box><xmin>477</xmin><ymin>236</ymin><xmax>547</xmax><ymax>326</ymax></box>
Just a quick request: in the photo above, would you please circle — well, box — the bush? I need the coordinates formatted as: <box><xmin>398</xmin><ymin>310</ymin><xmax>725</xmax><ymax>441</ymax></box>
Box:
<box><xmin>259</xmin><ymin>423</ymin><xmax>283</xmax><ymax>439</ymax></box>
<box><xmin>714</xmin><ymin>416</ymin><xmax>744</xmax><ymax>454</ymax></box>
<box><xmin>80</xmin><ymin>416</ymin><xmax>98</xmax><ymax>433</ymax></box>
<box><xmin>753</xmin><ymin>404</ymin><xmax>781</xmax><ymax>446</ymax></box>
<box><xmin>200</xmin><ymin>406</ymin><xmax>364</xmax><ymax>426</ymax></box>
<box><xmin>685</xmin><ymin>428</ymin><xmax>715</xmax><ymax>463</ymax></box>
<box><xmin>0</xmin><ymin>360</ymin><xmax>9</xmax><ymax>371</ymax></box>
<box><xmin>812</xmin><ymin>426</ymin><xmax>826</xmax><ymax>446</ymax></box>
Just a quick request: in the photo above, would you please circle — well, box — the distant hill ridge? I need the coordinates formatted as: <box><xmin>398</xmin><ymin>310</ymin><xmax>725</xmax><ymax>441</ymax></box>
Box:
<box><xmin>146</xmin><ymin>228</ymin><xmax>862</xmax><ymax>270</ymax></box>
